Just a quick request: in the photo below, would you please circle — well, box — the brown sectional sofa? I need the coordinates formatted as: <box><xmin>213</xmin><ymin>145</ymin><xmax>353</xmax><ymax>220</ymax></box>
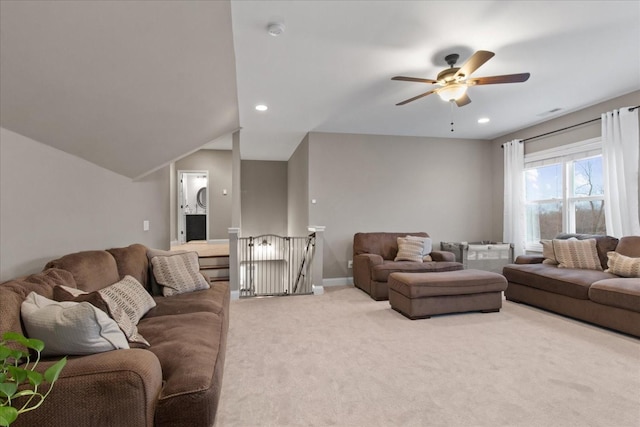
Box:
<box><xmin>353</xmin><ymin>232</ymin><xmax>463</xmax><ymax>300</ymax></box>
<box><xmin>503</xmin><ymin>234</ymin><xmax>640</xmax><ymax>337</ymax></box>
<box><xmin>0</xmin><ymin>243</ymin><xmax>229</xmax><ymax>427</ymax></box>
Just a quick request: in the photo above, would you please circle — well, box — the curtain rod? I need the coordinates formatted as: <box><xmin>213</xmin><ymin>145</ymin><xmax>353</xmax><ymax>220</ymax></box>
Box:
<box><xmin>501</xmin><ymin>105</ymin><xmax>640</xmax><ymax>146</ymax></box>
<box><xmin>520</xmin><ymin>105</ymin><xmax>640</xmax><ymax>143</ymax></box>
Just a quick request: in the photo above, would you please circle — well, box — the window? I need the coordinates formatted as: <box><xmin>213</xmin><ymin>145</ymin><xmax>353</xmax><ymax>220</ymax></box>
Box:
<box><xmin>524</xmin><ymin>138</ymin><xmax>605</xmax><ymax>251</ymax></box>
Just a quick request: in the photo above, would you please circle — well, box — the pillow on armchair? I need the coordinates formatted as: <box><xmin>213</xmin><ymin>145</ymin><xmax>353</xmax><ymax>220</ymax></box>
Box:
<box><xmin>395</xmin><ymin>236</ymin><xmax>429</xmax><ymax>263</ymax></box>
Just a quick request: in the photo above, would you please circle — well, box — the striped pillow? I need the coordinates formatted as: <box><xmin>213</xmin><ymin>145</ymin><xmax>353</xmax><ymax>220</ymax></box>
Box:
<box><xmin>395</xmin><ymin>236</ymin><xmax>425</xmax><ymax>263</ymax></box>
<box><xmin>151</xmin><ymin>252</ymin><xmax>210</xmax><ymax>296</ymax></box>
<box><xmin>553</xmin><ymin>238</ymin><xmax>602</xmax><ymax>270</ymax></box>
<box><xmin>606</xmin><ymin>251</ymin><xmax>640</xmax><ymax>277</ymax></box>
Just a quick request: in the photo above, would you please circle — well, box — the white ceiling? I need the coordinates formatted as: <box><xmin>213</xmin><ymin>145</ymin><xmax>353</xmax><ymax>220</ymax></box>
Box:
<box><xmin>1</xmin><ymin>1</ymin><xmax>639</xmax><ymax>177</ymax></box>
<box><xmin>232</xmin><ymin>0</ymin><xmax>640</xmax><ymax>160</ymax></box>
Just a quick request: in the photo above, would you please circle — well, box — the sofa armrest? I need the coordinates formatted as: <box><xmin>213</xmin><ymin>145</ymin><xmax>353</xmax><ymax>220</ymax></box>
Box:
<box><xmin>14</xmin><ymin>349</ymin><xmax>162</xmax><ymax>427</ymax></box>
<box><xmin>515</xmin><ymin>255</ymin><xmax>545</xmax><ymax>264</ymax></box>
<box><xmin>430</xmin><ymin>251</ymin><xmax>456</xmax><ymax>262</ymax></box>
<box><xmin>353</xmin><ymin>254</ymin><xmax>383</xmax><ymax>288</ymax></box>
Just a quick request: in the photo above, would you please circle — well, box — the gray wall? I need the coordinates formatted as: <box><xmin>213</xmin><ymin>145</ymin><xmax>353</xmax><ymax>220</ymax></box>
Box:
<box><xmin>307</xmin><ymin>132</ymin><xmax>494</xmax><ymax>279</ymax></box>
<box><xmin>0</xmin><ymin>127</ymin><xmax>170</xmax><ymax>282</ymax></box>
<box><xmin>241</xmin><ymin>160</ymin><xmax>288</xmax><ymax>236</ymax></box>
<box><xmin>173</xmin><ymin>149</ymin><xmax>232</xmax><ymax>240</ymax></box>
<box><xmin>489</xmin><ymin>90</ymin><xmax>640</xmax><ymax>241</ymax></box>
<box><xmin>287</xmin><ymin>134</ymin><xmax>309</xmax><ymax>236</ymax></box>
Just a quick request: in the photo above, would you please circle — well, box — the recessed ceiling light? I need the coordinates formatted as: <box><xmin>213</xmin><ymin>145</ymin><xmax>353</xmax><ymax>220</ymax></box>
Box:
<box><xmin>477</xmin><ymin>117</ymin><xmax>490</xmax><ymax>124</ymax></box>
<box><xmin>255</xmin><ymin>104</ymin><xmax>268</xmax><ymax>112</ymax></box>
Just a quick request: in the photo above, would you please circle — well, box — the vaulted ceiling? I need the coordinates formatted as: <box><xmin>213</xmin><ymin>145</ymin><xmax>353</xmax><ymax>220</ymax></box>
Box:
<box><xmin>1</xmin><ymin>1</ymin><xmax>639</xmax><ymax>178</ymax></box>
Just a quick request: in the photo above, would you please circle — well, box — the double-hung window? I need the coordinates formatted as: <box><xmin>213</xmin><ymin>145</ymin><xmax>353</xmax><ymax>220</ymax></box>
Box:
<box><xmin>523</xmin><ymin>138</ymin><xmax>605</xmax><ymax>251</ymax></box>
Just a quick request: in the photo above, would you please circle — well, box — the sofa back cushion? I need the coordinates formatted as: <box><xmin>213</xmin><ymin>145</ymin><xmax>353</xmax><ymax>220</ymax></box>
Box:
<box><xmin>0</xmin><ymin>268</ymin><xmax>76</xmax><ymax>343</ymax></box>
<box><xmin>354</xmin><ymin>232</ymin><xmax>429</xmax><ymax>260</ymax></box>
<box><xmin>45</xmin><ymin>250</ymin><xmax>119</xmax><ymax>292</ymax></box>
<box><xmin>107</xmin><ymin>244</ymin><xmax>150</xmax><ymax>291</ymax></box>
<box><xmin>615</xmin><ymin>236</ymin><xmax>640</xmax><ymax>258</ymax></box>
<box><xmin>554</xmin><ymin>233</ymin><xmax>619</xmax><ymax>270</ymax></box>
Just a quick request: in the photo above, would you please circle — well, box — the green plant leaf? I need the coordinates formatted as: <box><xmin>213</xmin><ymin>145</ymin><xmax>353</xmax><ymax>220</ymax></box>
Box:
<box><xmin>44</xmin><ymin>357</ymin><xmax>66</xmax><ymax>383</ymax></box>
<box><xmin>0</xmin><ymin>383</ymin><xmax>17</xmax><ymax>399</ymax></box>
<box><xmin>6</xmin><ymin>367</ymin><xmax>27</xmax><ymax>384</ymax></box>
<box><xmin>26</xmin><ymin>371</ymin><xmax>43</xmax><ymax>386</ymax></box>
<box><xmin>25</xmin><ymin>339</ymin><xmax>44</xmax><ymax>353</ymax></box>
<box><xmin>0</xmin><ymin>406</ymin><xmax>18</xmax><ymax>426</ymax></box>
<box><xmin>0</xmin><ymin>347</ymin><xmax>11</xmax><ymax>361</ymax></box>
<box><xmin>1</xmin><ymin>332</ymin><xmax>27</xmax><ymax>345</ymax></box>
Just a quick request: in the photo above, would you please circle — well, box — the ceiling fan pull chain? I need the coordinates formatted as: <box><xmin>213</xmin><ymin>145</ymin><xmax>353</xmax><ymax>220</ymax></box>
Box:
<box><xmin>450</xmin><ymin>100</ymin><xmax>455</xmax><ymax>132</ymax></box>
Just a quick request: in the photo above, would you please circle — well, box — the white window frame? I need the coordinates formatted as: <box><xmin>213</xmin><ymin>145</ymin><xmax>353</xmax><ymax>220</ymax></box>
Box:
<box><xmin>524</xmin><ymin>137</ymin><xmax>603</xmax><ymax>252</ymax></box>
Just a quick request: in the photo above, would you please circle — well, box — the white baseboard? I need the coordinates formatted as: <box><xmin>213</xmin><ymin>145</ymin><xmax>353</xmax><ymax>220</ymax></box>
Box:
<box><xmin>323</xmin><ymin>277</ymin><xmax>353</xmax><ymax>287</ymax></box>
<box><xmin>230</xmin><ymin>290</ymin><xmax>240</xmax><ymax>300</ymax></box>
<box><xmin>312</xmin><ymin>285</ymin><xmax>324</xmax><ymax>295</ymax></box>
<box><xmin>170</xmin><ymin>240</ymin><xmax>179</xmax><ymax>247</ymax></box>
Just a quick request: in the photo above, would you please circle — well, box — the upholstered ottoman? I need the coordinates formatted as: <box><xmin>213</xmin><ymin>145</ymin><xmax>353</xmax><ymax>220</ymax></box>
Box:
<box><xmin>388</xmin><ymin>269</ymin><xmax>508</xmax><ymax>319</ymax></box>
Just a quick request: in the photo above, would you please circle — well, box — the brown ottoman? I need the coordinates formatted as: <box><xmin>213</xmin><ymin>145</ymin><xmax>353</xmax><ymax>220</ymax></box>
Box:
<box><xmin>388</xmin><ymin>269</ymin><xmax>508</xmax><ymax>319</ymax></box>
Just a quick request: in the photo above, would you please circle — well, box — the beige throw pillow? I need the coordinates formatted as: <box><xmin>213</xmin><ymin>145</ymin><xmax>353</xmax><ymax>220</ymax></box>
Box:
<box><xmin>21</xmin><ymin>292</ymin><xmax>129</xmax><ymax>356</ymax></box>
<box><xmin>395</xmin><ymin>236</ymin><xmax>426</xmax><ymax>263</ymax></box>
<box><xmin>605</xmin><ymin>251</ymin><xmax>640</xmax><ymax>277</ymax></box>
<box><xmin>553</xmin><ymin>238</ymin><xmax>602</xmax><ymax>270</ymax></box>
<box><xmin>541</xmin><ymin>239</ymin><xmax>558</xmax><ymax>265</ymax></box>
<box><xmin>151</xmin><ymin>251</ymin><xmax>210</xmax><ymax>296</ymax></box>
<box><xmin>54</xmin><ymin>275</ymin><xmax>156</xmax><ymax>347</ymax></box>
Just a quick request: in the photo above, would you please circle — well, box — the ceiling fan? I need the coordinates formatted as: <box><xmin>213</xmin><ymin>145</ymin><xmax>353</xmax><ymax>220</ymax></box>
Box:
<box><xmin>392</xmin><ymin>50</ymin><xmax>530</xmax><ymax>107</ymax></box>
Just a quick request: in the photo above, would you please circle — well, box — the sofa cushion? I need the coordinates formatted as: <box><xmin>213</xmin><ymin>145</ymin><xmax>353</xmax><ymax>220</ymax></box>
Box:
<box><xmin>503</xmin><ymin>263</ymin><xmax>615</xmax><ymax>299</ymax></box>
<box><xmin>146</xmin><ymin>286</ymin><xmax>226</xmax><ymax>318</ymax></box>
<box><xmin>137</xmin><ymin>311</ymin><xmax>226</xmax><ymax>426</ymax></box>
<box><xmin>45</xmin><ymin>250</ymin><xmax>120</xmax><ymax>292</ymax></box>
<box><xmin>151</xmin><ymin>252</ymin><xmax>209</xmax><ymax>296</ymax></box>
<box><xmin>553</xmin><ymin>238</ymin><xmax>602</xmax><ymax>270</ymax></box>
<box><xmin>605</xmin><ymin>251</ymin><xmax>640</xmax><ymax>278</ymax></box>
<box><xmin>21</xmin><ymin>292</ymin><xmax>129</xmax><ymax>356</ymax></box>
<box><xmin>615</xmin><ymin>236</ymin><xmax>640</xmax><ymax>258</ymax></box>
<box><xmin>353</xmin><ymin>232</ymin><xmax>428</xmax><ymax>260</ymax></box>
<box><xmin>106</xmin><ymin>244</ymin><xmax>149</xmax><ymax>290</ymax></box>
<box><xmin>371</xmin><ymin>260</ymin><xmax>463</xmax><ymax>282</ymax></box>
<box><xmin>0</xmin><ymin>269</ymin><xmax>76</xmax><ymax>344</ymax></box>
<box><xmin>54</xmin><ymin>275</ymin><xmax>156</xmax><ymax>347</ymax></box>
<box><xmin>589</xmin><ymin>278</ymin><xmax>640</xmax><ymax>312</ymax></box>
<box><xmin>394</xmin><ymin>236</ymin><xmax>426</xmax><ymax>262</ymax></box>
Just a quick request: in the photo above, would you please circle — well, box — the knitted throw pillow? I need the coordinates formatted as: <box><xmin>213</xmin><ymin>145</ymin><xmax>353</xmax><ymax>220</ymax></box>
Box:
<box><xmin>553</xmin><ymin>238</ymin><xmax>602</xmax><ymax>270</ymax></box>
<box><xmin>605</xmin><ymin>251</ymin><xmax>640</xmax><ymax>277</ymax></box>
<box><xmin>151</xmin><ymin>252</ymin><xmax>210</xmax><ymax>296</ymax></box>
<box><xmin>394</xmin><ymin>236</ymin><xmax>426</xmax><ymax>263</ymax></box>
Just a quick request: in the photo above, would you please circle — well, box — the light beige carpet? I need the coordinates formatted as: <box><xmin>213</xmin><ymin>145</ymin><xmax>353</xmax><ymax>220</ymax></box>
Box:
<box><xmin>215</xmin><ymin>286</ymin><xmax>640</xmax><ymax>427</ymax></box>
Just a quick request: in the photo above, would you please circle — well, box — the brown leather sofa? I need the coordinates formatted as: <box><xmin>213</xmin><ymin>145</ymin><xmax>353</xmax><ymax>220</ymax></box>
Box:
<box><xmin>0</xmin><ymin>243</ymin><xmax>229</xmax><ymax>427</ymax></box>
<box><xmin>503</xmin><ymin>234</ymin><xmax>640</xmax><ymax>337</ymax></box>
<box><xmin>353</xmin><ymin>232</ymin><xmax>463</xmax><ymax>300</ymax></box>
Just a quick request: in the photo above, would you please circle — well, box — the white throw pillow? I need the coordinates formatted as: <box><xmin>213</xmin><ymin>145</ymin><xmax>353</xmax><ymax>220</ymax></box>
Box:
<box><xmin>151</xmin><ymin>252</ymin><xmax>210</xmax><ymax>296</ymax></box>
<box><xmin>21</xmin><ymin>292</ymin><xmax>129</xmax><ymax>356</ymax></box>
<box><xmin>605</xmin><ymin>251</ymin><xmax>640</xmax><ymax>277</ymax></box>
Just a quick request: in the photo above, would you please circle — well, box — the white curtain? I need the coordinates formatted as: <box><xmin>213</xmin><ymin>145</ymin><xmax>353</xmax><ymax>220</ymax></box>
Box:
<box><xmin>602</xmin><ymin>107</ymin><xmax>640</xmax><ymax>237</ymax></box>
<box><xmin>503</xmin><ymin>139</ymin><xmax>526</xmax><ymax>256</ymax></box>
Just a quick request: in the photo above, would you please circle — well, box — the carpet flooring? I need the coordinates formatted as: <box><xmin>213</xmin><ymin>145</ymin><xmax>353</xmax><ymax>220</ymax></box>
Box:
<box><xmin>215</xmin><ymin>285</ymin><xmax>640</xmax><ymax>427</ymax></box>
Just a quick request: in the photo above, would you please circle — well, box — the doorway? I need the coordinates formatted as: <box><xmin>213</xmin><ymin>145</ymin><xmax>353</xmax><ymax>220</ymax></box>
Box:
<box><xmin>178</xmin><ymin>171</ymin><xmax>209</xmax><ymax>243</ymax></box>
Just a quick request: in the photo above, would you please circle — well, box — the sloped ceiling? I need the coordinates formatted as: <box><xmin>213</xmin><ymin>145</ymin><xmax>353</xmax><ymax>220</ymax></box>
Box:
<box><xmin>0</xmin><ymin>0</ymin><xmax>239</xmax><ymax>179</ymax></box>
<box><xmin>231</xmin><ymin>1</ymin><xmax>640</xmax><ymax>160</ymax></box>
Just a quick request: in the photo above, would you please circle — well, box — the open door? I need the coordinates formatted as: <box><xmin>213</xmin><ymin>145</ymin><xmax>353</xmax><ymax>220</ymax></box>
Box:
<box><xmin>177</xmin><ymin>171</ymin><xmax>209</xmax><ymax>243</ymax></box>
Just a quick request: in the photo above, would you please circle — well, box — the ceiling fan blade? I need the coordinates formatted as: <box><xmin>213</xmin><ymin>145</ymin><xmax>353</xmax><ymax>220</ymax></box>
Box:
<box><xmin>396</xmin><ymin>89</ymin><xmax>437</xmax><ymax>106</ymax></box>
<box><xmin>392</xmin><ymin>76</ymin><xmax>438</xmax><ymax>84</ymax></box>
<box><xmin>469</xmin><ymin>73</ymin><xmax>531</xmax><ymax>85</ymax></box>
<box><xmin>455</xmin><ymin>93</ymin><xmax>471</xmax><ymax>107</ymax></box>
<box><xmin>455</xmin><ymin>50</ymin><xmax>495</xmax><ymax>78</ymax></box>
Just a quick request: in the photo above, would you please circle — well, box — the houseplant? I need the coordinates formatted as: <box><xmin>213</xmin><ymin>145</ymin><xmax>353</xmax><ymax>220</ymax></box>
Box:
<box><xmin>0</xmin><ymin>332</ymin><xmax>66</xmax><ymax>426</ymax></box>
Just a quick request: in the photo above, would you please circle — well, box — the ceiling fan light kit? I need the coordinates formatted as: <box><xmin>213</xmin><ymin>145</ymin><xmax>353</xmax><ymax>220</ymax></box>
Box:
<box><xmin>392</xmin><ymin>50</ymin><xmax>530</xmax><ymax>107</ymax></box>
